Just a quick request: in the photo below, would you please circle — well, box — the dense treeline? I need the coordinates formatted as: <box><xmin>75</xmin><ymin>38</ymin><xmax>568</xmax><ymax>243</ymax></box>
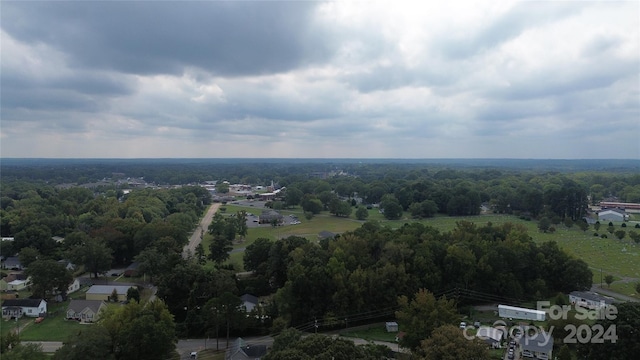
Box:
<box><xmin>243</xmin><ymin>221</ymin><xmax>592</xmax><ymax>328</ymax></box>
<box><xmin>0</xmin><ymin>182</ymin><xmax>211</xmax><ymax>265</ymax></box>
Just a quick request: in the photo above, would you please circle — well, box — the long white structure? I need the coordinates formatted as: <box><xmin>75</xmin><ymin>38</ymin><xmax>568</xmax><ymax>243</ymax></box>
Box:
<box><xmin>498</xmin><ymin>304</ymin><xmax>545</xmax><ymax>321</ymax></box>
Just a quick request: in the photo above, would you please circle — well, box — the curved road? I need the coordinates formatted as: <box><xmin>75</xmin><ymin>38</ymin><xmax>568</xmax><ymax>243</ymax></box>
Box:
<box><xmin>182</xmin><ymin>203</ymin><xmax>221</xmax><ymax>259</ymax></box>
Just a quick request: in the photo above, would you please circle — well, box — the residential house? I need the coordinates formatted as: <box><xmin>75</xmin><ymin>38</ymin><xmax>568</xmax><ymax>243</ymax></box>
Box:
<box><xmin>0</xmin><ymin>273</ymin><xmax>29</xmax><ymax>291</ymax></box>
<box><xmin>240</xmin><ymin>294</ymin><xmax>259</xmax><ymax>312</ymax></box>
<box><xmin>520</xmin><ymin>333</ymin><xmax>553</xmax><ymax>360</ymax></box>
<box><xmin>57</xmin><ymin>259</ymin><xmax>76</xmax><ymax>272</ymax></box>
<box><xmin>258</xmin><ymin>210</ymin><xmax>283</xmax><ymax>224</ymax></box>
<box><xmin>476</xmin><ymin>326</ymin><xmax>504</xmax><ymax>348</ymax></box>
<box><xmin>2</xmin><ymin>299</ymin><xmax>47</xmax><ymax>319</ymax></box>
<box><xmin>52</xmin><ymin>236</ymin><xmax>65</xmax><ymax>244</ymax></box>
<box><xmin>227</xmin><ymin>338</ymin><xmax>267</xmax><ymax>360</ymax></box>
<box><xmin>123</xmin><ymin>262</ymin><xmax>140</xmax><ymax>277</ymax></box>
<box><xmin>67</xmin><ymin>278</ymin><xmax>81</xmax><ymax>294</ymax></box>
<box><xmin>66</xmin><ymin>299</ymin><xmax>107</xmax><ymax>323</ymax></box>
<box><xmin>597</xmin><ymin>208</ymin><xmax>628</xmax><ymax>222</ymax></box>
<box><xmin>1</xmin><ymin>257</ymin><xmax>22</xmax><ymax>270</ymax></box>
<box><xmin>85</xmin><ymin>285</ymin><xmax>135</xmax><ymax>302</ymax></box>
<box><xmin>569</xmin><ymin>291</ymin><xmax>613</xmax><ymax>310</ymax></box>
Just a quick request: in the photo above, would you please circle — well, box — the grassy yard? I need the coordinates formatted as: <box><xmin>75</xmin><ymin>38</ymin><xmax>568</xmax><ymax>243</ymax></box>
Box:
<box><xmin>18</xmin><ymin>302</ymin><xmax>85</xmax><ymax>341</ymax></box>
<box><xmin>339</xmin><ymin>322</ymin><xmax>399</xmax><ymax>343</ymax></box>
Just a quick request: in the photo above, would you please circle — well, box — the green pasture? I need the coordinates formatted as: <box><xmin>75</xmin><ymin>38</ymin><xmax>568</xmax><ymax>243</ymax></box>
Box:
<box><xmin>205</xmin><ymin>203</ymin><xmax>640</xmax><ymax>297</ymax></box>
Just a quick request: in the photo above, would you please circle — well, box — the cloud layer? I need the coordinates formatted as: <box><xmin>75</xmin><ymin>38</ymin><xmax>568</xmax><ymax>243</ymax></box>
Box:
<box><xmin>1</xmin><ymin>1</ymin><xmax>638</xmax><ymax>158</ymax></box>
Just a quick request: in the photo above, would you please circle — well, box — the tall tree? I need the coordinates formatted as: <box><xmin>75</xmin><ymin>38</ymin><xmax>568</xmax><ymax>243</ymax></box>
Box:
<box><xmin>578</xmin><ymin>302</ymin><xmax>640</xmax><ymax>360</ymax></box>
<box><xmin>395</xmin><ymin>289</ymin><xmax>459</xmax><ymax>350</ymax></box>
<box><xmin>26</xmin><ymin>259</ymin><xmax>73</xmax><ymax>300</ymax></box>
<box><xmin>53</xmin><ymin>325</ymin><xmax>114</xmax><ymax>360</ymax></box>
<box><xmin>420</xmin><ymin>324</ymin><xmax>489</xmax><ymax>360</ymax></box>
<box><xmin>101</xmin><ymin>300</ymin><xmax>176</xmax><ymax>360</ymax></box>
<box><xmin>72</xmin><ymin>237</ymin><xmax>113</xmax><ymax>278</ymax></box>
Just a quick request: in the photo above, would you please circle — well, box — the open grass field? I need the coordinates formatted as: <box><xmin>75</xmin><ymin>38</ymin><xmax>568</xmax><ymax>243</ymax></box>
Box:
<box><xmin>208</xmin><ymin>203</ymin><xmax>640</xmax><ymax>298</ymax></box>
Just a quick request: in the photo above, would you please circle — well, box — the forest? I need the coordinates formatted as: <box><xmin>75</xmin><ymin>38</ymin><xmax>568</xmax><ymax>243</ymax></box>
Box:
<box><xmin>1</xmin><ymin>159</ymin><xmax>639</xmax><ymax>359</ymax></box>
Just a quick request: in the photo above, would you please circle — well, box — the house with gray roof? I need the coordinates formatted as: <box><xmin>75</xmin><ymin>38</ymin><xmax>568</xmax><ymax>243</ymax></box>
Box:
<box><xmin>520</xmin><ymin>333</ymin><xmax>553</xmax><ymax>360</ymax></box>
<box><xmin>227</xmin><ymin>338</ymin><xmax>267</xmax><ymax>360</ymax></box>
<box><xmin>598</xmin><ymin>208</ymin><xmax>628</xmax><ymax>222</ymax></box>
<box><xmin>86</xmin><ymin>285</ymin><xmax>135</xmax><ymax>302</ymax></box>
<box><xmin>67</xmin><ymin>299</ymin><xmax>107</xmax><ymax>323</ymax></box>
<box><xmin>569</xmin><ymin>291</ymin><xmax>613</xmax><ymax>309</ymax></box>
<box><xmin>258</xmin><ymin>210</ymin><xmax>283</xmax><ymax>224</ymax></box>
<box><xmin>240</xmin><ymin>294</ymin><xmax>260</xmax><ymax>312</ymax></box>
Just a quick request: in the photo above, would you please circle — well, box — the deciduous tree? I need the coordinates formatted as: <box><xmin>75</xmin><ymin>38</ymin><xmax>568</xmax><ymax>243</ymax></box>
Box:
<box><xmin>420</xmin><ymin>324</ymin><xmax>489</xmax><ymax>360</ymax></box>
<box><xmin>395</xmin><ymin>289</ymin><xmax>459</xmax><ymax>350</ymax></box>
<box><xmin>26</xmin><ymin>259</ymin><xmax>73</xmax><ymax>300</ymax></box>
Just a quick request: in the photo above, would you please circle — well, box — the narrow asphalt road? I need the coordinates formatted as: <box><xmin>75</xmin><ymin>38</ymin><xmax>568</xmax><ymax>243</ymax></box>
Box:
<box><xmin>182</xmin><ymin>203</ymin><xmax>221</xmax><ymax>259</ymax></box>
<box><xmin>591</xmin><ymin>284</ymin><xmax>639</xmax><ymax>302</ymax></box>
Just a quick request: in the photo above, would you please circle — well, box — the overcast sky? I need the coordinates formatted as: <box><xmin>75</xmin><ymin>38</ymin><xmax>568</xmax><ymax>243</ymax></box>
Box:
<box><xmin>1</xmin><ymin>0</ymin><xmax>638</xmax><ymax>159</ymax></box>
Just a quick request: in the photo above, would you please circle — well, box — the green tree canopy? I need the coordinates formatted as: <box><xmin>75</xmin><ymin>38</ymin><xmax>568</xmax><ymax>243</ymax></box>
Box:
<box><xmin>395</xmin><ymin>289</ymin><xmax>459</xmax><ymax>350</ymax></box>
<box><xmin>420</xmin><ymin>324</ymin><xmax>489</xmax><ymax>360</ymax></box>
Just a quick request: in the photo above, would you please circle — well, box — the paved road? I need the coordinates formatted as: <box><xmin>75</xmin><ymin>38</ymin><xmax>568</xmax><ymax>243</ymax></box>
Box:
<box><xmin>28</xmin><ymin>334</ymin><xmax>404</xmax><ymax>356</ymax></box>
<box><xmin>182</xmin><ymin>203</ymin><xmax>221</xmax><ymax>258</ymax></box>
<box><xmin>23</xmin><ymin>341</ymin><xmax>63</xmax><ymax>353</ymax></box>
<box><xmin>591</xmin><ymin>284</ymin><xmax>639</xmax><ymax>302</ymax></box>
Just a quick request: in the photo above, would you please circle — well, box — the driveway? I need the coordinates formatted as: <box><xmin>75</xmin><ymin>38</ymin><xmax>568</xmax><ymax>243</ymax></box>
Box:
<box><xmin>182</xmin><ymin>203</ymin><xmax>221</xmax><ymax>258</ymax></box>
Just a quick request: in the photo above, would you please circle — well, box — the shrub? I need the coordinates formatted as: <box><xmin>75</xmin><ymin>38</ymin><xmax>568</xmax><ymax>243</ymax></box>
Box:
<box><xmin>594</xmin><ymin>233</ymin><xmax>599</xmax><ymax>237</ymax></box>
<box><xmin>621</xmin><ymin>223</ymin><xmax>627</xmax><ymax>228</ymax></box>
<box><xmin>601</xmin><ymin>234</ymin><xmax>608</xmax><ymax>239</ymax></box>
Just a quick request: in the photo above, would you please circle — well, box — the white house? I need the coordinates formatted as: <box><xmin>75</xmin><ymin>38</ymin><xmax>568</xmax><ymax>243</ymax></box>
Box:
<box><xmin>1</xmin><ymin>299</ymin><xmax>47</xmax><ymax>319</ymax></box>
<box><xmin>597</xmin><ymin>209</ymin><xmax>628</xmax><ymax>222</ymax></box>
<box><xmin>569</xmin><ymin>291</ymin><xmax>613</xmax><ymax>310</ymax></box>
<box><xmin>240</xmin><ymin>294</ymin><xmax>259</xmax><ymax>312</ymax></box>
<box><xmin>67</xmin><ymin>278</ymin><xmax>81</xmax><ymax>294</ymax></box>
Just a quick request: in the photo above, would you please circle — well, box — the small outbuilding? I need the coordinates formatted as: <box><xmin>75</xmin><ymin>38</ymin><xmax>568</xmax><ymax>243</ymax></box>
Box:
<box><xmin>385</xmin><ymin>321</ymin><xmax>399</xmax><ymax>333</ymax></box>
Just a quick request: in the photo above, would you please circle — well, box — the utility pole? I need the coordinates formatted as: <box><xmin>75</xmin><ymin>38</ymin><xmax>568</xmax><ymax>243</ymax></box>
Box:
<box><xmin>315</xmin><ymin>318</ymin><xmax>318</xmax><ymax>334</ymax></box>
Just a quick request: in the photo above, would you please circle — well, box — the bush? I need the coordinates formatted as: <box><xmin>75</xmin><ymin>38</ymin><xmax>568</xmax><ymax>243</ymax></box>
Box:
<box><xmin>601</xmin><ymin>234</ymin><xmax>608</xmax><ymax>239</ymax></box>
<box><xmin>594</xmin><ymin>233</ymin><xmax>599</xmax><ymax>237</ymax></box>
<box><xmin>635</xmin><ymin>223</ymin><xmax>640</xmax><ymax>229</ymax></box>
<box><xmin>621</xmin><ymin>223</ymin><xmax>627</xmax><ymax>228</ymax></box>
<box><xmin>220</xmin><ymin>207</ymin><xmax>227</xmax><ymax>212</ymax></box>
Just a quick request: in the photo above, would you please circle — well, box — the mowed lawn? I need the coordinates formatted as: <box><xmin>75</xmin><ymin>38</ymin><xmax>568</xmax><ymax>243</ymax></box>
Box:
<box><xmin>18</xmin><ymin>302</ymin><xmax>85</xmax><ymax>341</ymax></box>
<box><xmin>208</xmin><ymin>204</ymin><xmax>640</xmax><ymax>297</ymax></box>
